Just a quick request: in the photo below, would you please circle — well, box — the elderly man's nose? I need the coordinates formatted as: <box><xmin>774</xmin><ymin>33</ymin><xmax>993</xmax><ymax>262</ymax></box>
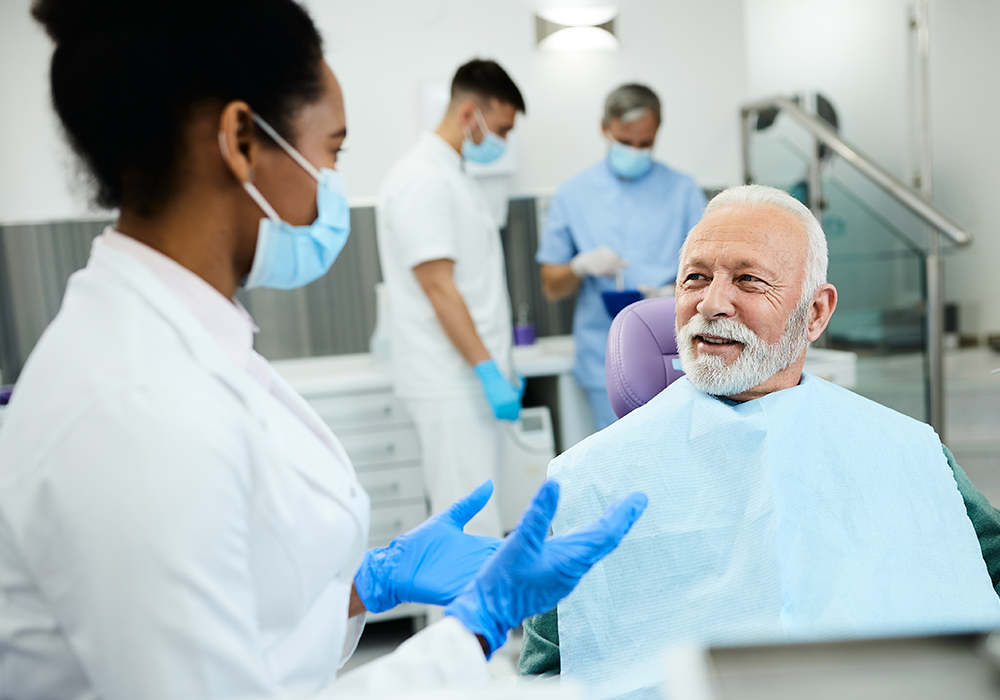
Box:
<box><xmin>697</xmin><ymin>279</ymin><xmax>735</xmax><ymax>318</ymax></box>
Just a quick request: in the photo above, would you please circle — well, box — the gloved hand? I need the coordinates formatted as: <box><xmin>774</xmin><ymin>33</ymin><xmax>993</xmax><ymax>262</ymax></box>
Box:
<box><xmin>638</xmin><ymin>283</ymin><xmax>676</xmax><ymax>298</ymax></box>
<box><xmin>570</xmin><ymin>246</ymin><xmax>628</xmax><ymax>278</ymax></box>
<box><xmin>444</xmin><ymin>480</ymin><xmax>648</xmax><ymax>656</ymax></box>
<box><xmin>354</xmin><ymin>481</ymin><xmax>502</xmax><ymax>614</ymax></box>
<box><xmin>474</xmin><ymin>360</ymin><xmax>523</xmax><ymax>421</ymax></box>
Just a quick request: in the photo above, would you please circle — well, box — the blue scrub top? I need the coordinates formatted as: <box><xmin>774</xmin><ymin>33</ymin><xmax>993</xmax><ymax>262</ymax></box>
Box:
<box><xmin>536</xmin><ymin>159</ymin><xmax>706</xmax><ymax>390</ymax></box>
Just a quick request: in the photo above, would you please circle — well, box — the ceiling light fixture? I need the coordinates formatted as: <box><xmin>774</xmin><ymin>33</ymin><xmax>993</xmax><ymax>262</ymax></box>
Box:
<box><xmin>535</xmin><ymin>5</ymin><xmax>619</xmax><ymax>52</ymax></box>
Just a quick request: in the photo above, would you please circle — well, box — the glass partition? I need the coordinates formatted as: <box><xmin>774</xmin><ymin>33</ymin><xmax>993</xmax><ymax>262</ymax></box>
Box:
<box><xmin>747</xmin><ymin>112</ymin><xmax>931</xmax><ymax>423</ymax></box>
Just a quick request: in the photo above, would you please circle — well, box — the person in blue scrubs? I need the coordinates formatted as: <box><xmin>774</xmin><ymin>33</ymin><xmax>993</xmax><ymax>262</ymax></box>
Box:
<box><xmin>536</xmin><ymin>84</ymin><xmax>707</xmax><ymax>430</ymax></box>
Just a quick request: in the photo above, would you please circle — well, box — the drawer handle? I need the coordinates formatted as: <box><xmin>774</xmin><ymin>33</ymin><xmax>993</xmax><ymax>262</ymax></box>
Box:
<box><xmin>368</xmin><ymin>482</ymin><xmax>402</xmax><ymax>498</ymax></box>
<box><xmin>325</xmin><ymin>404</ymin><xmax>399</xmax><ymax>425</ymax></box>
<box><xmin>349</xmin><ymin>442</ymin><xmax>398</xmax><ymax>462</ymax></box>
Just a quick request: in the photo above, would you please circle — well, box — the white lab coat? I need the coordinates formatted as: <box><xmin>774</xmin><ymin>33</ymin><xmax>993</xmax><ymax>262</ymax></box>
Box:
<box><xmin>0</xmin><ymin>239</ymin><xmax>489</xmax><ymax>700</ymax></box>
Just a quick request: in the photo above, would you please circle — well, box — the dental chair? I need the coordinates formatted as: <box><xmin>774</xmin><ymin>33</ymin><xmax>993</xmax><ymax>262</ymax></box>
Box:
<box><xmin>604</xmin><ymin>296</ymin><xmax>685</xmax><ymax>420</ymax></box>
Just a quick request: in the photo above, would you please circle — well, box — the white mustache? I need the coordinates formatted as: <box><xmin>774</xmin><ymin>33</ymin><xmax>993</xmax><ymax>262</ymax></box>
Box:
<box><xmin>678</xmin><ymin>315</ymin><xmax>763</xmax><ymax>348</ymax></box>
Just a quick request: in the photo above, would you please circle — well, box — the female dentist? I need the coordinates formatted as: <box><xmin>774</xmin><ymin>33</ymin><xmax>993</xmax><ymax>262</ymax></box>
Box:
<box><xmin>0</xmin><ymin>1</ymin><xmax>647</xmax><ymax>698</ymax></box>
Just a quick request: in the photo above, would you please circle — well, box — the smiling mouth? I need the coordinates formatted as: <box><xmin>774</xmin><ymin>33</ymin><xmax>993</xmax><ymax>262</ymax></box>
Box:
<box><xmin>696</xmin><ymin>334</ymin><xmax>742</xmax><ymax>347</ymax></box>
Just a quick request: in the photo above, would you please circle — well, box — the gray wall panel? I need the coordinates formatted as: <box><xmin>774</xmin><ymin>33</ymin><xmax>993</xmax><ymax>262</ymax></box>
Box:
<box><xmin>0</xmin><ymin>200</ymin><xmax>569</xmax><ymax>384</ymax></box>
<box><xmin>0</xmin><ymin>220</ymin><xmax>107</xmax><ymax>383</ymax></box>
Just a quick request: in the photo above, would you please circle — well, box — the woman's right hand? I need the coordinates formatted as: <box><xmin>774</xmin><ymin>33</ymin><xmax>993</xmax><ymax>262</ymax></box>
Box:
<box><xmin>443</xmin><ymin>480</ymin><xmax>647</xmax><ymax>656</ymax></box>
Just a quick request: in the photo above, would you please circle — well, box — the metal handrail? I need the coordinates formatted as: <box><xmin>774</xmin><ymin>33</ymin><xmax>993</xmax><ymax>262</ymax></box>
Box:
<box><xmin>740</xmin><ymin>96</ymin><xmax>971</xmax><ymax>246</ymax></box>
<box><xmin>740</xmin><ymin>94</ymin><xmax>964</xmax><ymax>438</ymax></box>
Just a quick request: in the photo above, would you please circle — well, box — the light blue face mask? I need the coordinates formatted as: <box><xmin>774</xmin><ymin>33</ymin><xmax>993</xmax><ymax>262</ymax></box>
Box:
<box><xmin>607</xmin><ymin>139</ymin><xmax>654</xmax><ymax>180</ymax></box>
<box><xmin>223</xmin><ymin>113</ymin><xmax>351</xmax><ymax>290</ymax></box>
<box><xmin>462</xmin><ymin>107</ymin><xmax>507</xmax><ymax>165</ymax></box>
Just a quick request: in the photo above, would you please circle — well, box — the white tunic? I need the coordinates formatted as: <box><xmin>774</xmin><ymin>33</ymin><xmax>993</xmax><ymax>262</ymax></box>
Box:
<box><xmin>376</xmin><ymin>132</ymin><xmax>514</xmax><ymax>399</ymax></box>
<box><xmin>0</xmin><ymin>233</ymin><xmax>489</xmax><ymax>700</ymax></box>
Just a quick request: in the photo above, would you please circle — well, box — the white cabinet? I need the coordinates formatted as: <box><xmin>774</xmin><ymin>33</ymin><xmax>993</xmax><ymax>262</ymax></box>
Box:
<box><xmin>270</xmin><ymin>357</ymin><xmax>432</xmax><ymax>624</ymax></box>
<box><xmin>306</xmin><ymin>389</ymin><xmax>427</xmax><ymax>550</ymax></box>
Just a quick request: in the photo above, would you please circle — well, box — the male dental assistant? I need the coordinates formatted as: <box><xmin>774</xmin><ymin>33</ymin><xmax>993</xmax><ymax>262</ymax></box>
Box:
<box><xmin>537</xmin><ymin>84</ymin><xmax>706</xmax><ymax>430</ymax></box>
<box><xmin>377</xmin><ymin>59</ymin><xmax>525</xmax><ymax>536</ymax></box>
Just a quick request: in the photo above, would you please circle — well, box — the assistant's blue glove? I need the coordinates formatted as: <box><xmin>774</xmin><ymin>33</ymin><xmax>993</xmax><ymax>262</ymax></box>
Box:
<box><xmin>354</xmin><ymin>481</ymin><xmax>502</xmax><ymax>614</ymax></box>
<box><xmin>444</xmin><ymin>480</ymin><xmax>647</xmax><ymax>656</ymax></box>
<box><xmin>474</xmin><ymin>360</ymin><xmax>523</xmax><ymax>421</ymax></box>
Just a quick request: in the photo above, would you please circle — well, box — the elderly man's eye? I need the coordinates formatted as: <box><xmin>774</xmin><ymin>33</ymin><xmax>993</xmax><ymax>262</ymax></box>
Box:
<box><xmin>685</xmin><ymin>273</ymin><xmax>706</xmax><ymax>282</ymax></box>
<box><xmin>739</xmin><ymin>274</ymin><xmax>759</xmax><ymax>283</ymax></box>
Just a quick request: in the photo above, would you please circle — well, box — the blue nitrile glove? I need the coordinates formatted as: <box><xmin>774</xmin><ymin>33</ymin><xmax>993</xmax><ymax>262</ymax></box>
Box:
<box><xmin>474</xmin><ymin>360</ymin><xmax>523</xmax><ymax>421</ymax></box>
<box><xmin>444</xmin><ymin>480</ymin><xmax>647</xmax><ymax>656</ymax></box>
<box><xmin>354</xmin><ymin>481</ymin><xmax>502</xmax><ymax>614</ymax></box>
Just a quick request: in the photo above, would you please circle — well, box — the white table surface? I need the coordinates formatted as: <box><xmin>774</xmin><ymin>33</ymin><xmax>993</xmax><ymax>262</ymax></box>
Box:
<box><xmin>271</xmin><ymin>335</ymin><xmax>577</xmax><ymax>396</ymax></box>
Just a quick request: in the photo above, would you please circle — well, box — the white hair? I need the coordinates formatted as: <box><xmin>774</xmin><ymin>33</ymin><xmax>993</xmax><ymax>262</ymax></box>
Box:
<box><xmin>682</xmin><ymin>184</ymin><xmax>828</xmax><ymax>301</ymax></box>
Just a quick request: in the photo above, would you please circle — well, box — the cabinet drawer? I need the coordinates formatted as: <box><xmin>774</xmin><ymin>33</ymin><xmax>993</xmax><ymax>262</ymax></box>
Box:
<box><xmin>368</xmin><ymin>501</ymin><xmax>427</xmax><ymax>548</ymax></box>
<box><xmin>338</xmin><ymin>428</ymin><xmax>421</xmax><ymax>467</ymax></box>
<box><xmin>357</xmin><ymin>465</ymin><xmax>424</xmax><ymax>505</ymax></box>
<box><xmin>309</xmin><ymin>392</ymin><xmax>411</xmax><ymax>431</ymax></box>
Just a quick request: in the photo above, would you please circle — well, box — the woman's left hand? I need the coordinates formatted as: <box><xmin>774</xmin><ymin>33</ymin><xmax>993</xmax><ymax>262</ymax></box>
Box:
<box><xmin>353</xmin><ymin>481</ymin><xmax>502</xmax><ymax>614</ymax></box>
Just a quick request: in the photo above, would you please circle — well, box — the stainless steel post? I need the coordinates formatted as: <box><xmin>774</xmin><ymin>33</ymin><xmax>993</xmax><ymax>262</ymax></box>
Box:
<box><xmin>914</xmin><ymin>0</ymin><xmax>933</xmax><ymax>196</ymax></box>
<box><xmin>926</xmin><ymin>241</ymin><xmax>945</xmax><ymax>435</ymax></box>
<box><xmin>914</xmin><ymin>0</ymin><xmax>944</xmax><ymax>436</ymax></box>
<box><xmin>807</xmin><ymin>139</ymin><xmax>823</xmax><ymax>221</ymax></box>
<box><xmin>741</xmin><ymin>109</ymin><xmax>753</xmax><ymax>185</ymax></box>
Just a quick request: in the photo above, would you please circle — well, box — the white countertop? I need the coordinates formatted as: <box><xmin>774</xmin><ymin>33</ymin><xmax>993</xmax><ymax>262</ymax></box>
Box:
<box><xmin>271</xmin><ymin>335</ymin><xmax>576</xmax><ymax>396</ymax></box>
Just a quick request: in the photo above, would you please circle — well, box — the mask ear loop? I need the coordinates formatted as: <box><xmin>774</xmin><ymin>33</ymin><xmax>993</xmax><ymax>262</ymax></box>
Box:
<box><xmin>251</xmin><ymin>113</ymin><xmax>323</xmax><ymax>182</ymax></box>
<box><xmin>218</xmin><ymin>130</ymin><xmax>283</xmax><ymax>223</ymax></box>
<box><xmin>241</xmin><ymin>182</ymin><xmax>283</xmax><ymax>223</ymax></box>
<box><xmin>462</xmin><ymin>105</ymin><xmax>492</xmax><ymax>146</ymax></box>
<box><xmin>473</xmin><ymin>106</ymin><xmax>492</xmax><ymax>136</ymax></box>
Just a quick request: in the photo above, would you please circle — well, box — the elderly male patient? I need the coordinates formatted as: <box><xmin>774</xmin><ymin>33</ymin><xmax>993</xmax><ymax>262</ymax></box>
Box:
<box><xmin>518</xmin><ymin>184</ymin><xmax>1000</xmax><ymax>693</ymax></box>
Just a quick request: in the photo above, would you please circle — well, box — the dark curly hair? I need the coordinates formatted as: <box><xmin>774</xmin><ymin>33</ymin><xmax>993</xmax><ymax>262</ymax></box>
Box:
<box><xmin>32</xmin><ymin>0</ymin><xmax>325</xmax><ymax>215</ymax></box>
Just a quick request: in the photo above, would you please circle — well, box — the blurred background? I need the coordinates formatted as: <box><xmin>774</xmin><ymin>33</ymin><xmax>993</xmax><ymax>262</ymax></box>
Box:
<box><xmin>1</xmin><ymin>0</ymin><xmax>999</xmax><ymax>464</ymax></box>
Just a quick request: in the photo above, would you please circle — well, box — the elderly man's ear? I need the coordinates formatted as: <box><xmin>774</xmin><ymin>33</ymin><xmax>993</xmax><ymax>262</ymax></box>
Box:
<box><xmin>806</xmin><ymin>284</ymin><xmax>838</xmax><ymax>342</ymax></box>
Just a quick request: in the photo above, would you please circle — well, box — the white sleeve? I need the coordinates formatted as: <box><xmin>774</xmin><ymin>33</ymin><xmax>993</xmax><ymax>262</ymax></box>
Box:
<box><xmin>15</xmin><ymin>385</ymin><xmax>283</xmax><ymax>700</ymax></box>
<box><xmin>339</xmin><ymin>613</ymin><xmax>367</xmax><ymax>669</ymax></box>
<box><xmin>385</xmin><ymin>175</ymin><xmax>459</xmax><ymax>270</ymax></box>
<box><xmin>331</xmin><ymin>617</ymin><xmax>490</xmax><ymax>696</ymax></box>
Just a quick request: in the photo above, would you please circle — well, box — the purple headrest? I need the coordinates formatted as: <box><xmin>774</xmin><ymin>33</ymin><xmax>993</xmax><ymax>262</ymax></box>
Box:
<box><xmin>605</xmin><ymin>296</ymin><xmax>685</xmax><ymax>419</ymax></box>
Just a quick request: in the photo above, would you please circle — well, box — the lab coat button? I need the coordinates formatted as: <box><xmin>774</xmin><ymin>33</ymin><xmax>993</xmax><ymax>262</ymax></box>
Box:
<box><xmin>349</xmin><ymin>487</ymin><xmax>356</xmax><ymax>497</ymax></box>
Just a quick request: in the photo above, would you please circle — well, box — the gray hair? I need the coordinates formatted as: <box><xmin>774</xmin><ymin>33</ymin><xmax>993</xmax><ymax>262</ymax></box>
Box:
<box><xmin>603</xmin><ymin>83</ymin><xmax>661</xmax><ymax>126</ymax></box>
<box><xmin>683</xmin><ymin>184</ymin><xmax>828</xmax><ymax>300</ymax></box>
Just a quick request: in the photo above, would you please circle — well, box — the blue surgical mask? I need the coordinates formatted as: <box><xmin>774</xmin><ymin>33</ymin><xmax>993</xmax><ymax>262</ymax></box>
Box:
<box><xmin>223</xmin><ymin>113</ymin><xmax>351</xmax><ymax>290</ymax></box>
<box><xmin>608</xmin><ymin>139</ymin><xmax>654</xmax><ymax>180</ymax></box>
<box><xmin>462</xmin><ymin>107</ymin><xmax>507</xmax><ymax>164</ymax></box>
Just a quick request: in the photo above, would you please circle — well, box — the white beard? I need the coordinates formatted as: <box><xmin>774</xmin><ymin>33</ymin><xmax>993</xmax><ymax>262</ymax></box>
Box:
<box><xmin>676</xmin><ymin>300</ymin><xmax>810</xmax><ymax>397</ymax></box>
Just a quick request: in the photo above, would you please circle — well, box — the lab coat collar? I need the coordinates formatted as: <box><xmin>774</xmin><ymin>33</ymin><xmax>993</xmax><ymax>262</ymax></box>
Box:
<box><xmin>422</xmin><ymin>131</ymin><xmax>464</xmax><ymax>171</ymax></box>
<box><xmin>85</xmin><ymin>235</ymin><xmax>362</xmax><ymax>512</ymax></box>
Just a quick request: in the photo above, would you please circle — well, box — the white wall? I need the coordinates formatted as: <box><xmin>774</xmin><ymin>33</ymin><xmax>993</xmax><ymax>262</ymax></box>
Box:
<box><xmin>0</xmin><ymin>0</ymin><xmax>108</xmax><ymax>224</ymax></box>
<box><xmin>744</xmin><ymin>0</ymin><xmax>917</xmax><ymax>177</ymax></box>
<box><xmin>742</xmin><ymin>0</ymin><xmax>1000</xmax><ymax>339</ymax></box>
<box><xmin>0</xmin><ymin>0</ymin><xmax>748</xmax><ymax>224</ymax></box>
<box><xmin>928</xmin><ymin>0</ymin><xmax>1000</xmax><ymax>339</ymax></box>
